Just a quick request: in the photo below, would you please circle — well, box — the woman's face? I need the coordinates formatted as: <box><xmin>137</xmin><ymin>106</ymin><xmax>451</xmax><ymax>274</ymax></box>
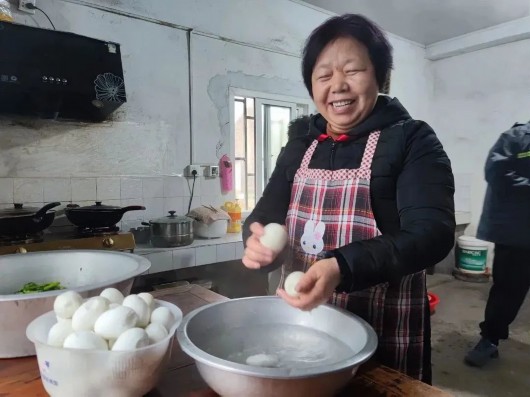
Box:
<box><xmin>311</xmin><ymin>36</ymin><xmax>379</xmax><ymax>133</ymax></box>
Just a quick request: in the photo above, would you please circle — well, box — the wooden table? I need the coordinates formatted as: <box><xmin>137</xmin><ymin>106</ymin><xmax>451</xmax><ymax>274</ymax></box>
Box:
<box><xmin>0</xmin><ymin>285</ymin><xmax>452</xmax><ymax>396</ymax></box>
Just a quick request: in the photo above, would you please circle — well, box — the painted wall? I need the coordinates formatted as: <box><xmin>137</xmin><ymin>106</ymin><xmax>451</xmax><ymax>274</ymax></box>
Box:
<box><xmin>430</xmin><ymin>38</ymin><xmax>530</xmax><ymax>234</ymax></box>
<box><xmin>0</xmin><ymin>0</ymin><xmax>433</xmax><ymax>225</ymax></box>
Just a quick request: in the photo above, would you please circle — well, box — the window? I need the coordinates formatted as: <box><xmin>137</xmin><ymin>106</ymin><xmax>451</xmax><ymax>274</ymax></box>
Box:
<box><xmin>232</xmin><ymin>91</ymin><xmax>312</xmax><ymax>211</ymax></box>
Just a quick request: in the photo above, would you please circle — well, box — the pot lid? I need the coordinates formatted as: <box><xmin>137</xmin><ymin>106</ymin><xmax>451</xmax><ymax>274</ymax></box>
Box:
<box><xmin>67</xmin><ymin>201</ymin><xmax>121</xmax><ymax>212</ymax></box>
<box><xmin>0</xmin><ymin>203</ymin><xmax>40</xmax><ymax>217</ymax></box>
<box><xmin>150</xmin><ymin>211</ymin><xmax>194</xmax><ymax>225</ymax></box>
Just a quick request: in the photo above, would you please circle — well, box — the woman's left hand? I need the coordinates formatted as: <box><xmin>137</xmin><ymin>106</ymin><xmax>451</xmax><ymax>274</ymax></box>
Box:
<box><xmin>277</xmin><ymin>258</ymin><xmax>341</xmax><ymax>311</ymax></box>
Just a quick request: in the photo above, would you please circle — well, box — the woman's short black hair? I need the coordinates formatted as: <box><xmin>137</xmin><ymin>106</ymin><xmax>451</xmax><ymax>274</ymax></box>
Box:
<box><xmin>302</xmin><ymin>14</ymin><xmax>393</xmax><ymax>97</ymax></box>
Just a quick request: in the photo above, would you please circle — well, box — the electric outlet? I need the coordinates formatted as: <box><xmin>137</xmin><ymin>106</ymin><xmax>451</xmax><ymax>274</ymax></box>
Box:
<box><xmin>185</xmin><ymin>164</ymin><xmax>201</xmax><ymax>177</ymax></box>
<box><xmin>19</xmin><ymin>0</ymin><xmax>36</xmax><ymax>14</ymax></box>
<box><xmin>205</xmin><ymin>165</ymin><xmax>219</xmax><ymax>178</ymax></box>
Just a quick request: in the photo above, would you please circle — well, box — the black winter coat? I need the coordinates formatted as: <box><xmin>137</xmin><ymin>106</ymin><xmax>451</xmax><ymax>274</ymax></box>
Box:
<box><xmin>243</xmin><ymin>96</ymin><xmax>456</xmax><ymax>292</ymax></box>
<box><xmin>477</xmin><ymin>121</ymin><xmax>530</xmax><ymax>248</ymax></box>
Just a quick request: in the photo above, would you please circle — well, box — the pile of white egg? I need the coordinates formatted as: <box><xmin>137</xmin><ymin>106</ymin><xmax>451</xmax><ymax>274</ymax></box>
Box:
<box><xmin>47</xmin><ymin>289</ymin><xmax>175</xmax><ymax>351</ymax></box>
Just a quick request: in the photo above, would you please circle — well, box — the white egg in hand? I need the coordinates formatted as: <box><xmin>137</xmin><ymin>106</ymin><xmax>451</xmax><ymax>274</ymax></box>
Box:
<box><xmin>71</xmin><ymin>296</ymin><xmax>110</xmax><ymax>331</ymax></box>
<box><xmin>145</xmin><ymin>323</ymin><xmax>168</xmax><ymax>344</ymax></box>
<box><xmin>150</xmin><ymin>307</ymin><xmax>175</xmax><ymax>332</ymax></box>
<box><xmin>99</xmin><ymin>288</ymin><xmax>124</xmax><ymax>305</ymax></box>
<box><xmin>54</xmin><ymin>290</ymin><xmax>83</xmax><ymax>320</ymax></box>
<box><xmin>122</xmin><ymin>295</ymin><xmax>150</xmax><ymax>328</ymax></box>
<box><xmin>259</xmin><ymin>223</ymin><xmax>288</xmax><ymax>253</ymax></box>
<box><xmin>47</xmin><ymin>320</ymin><xmax>74</xmax><ymax>347</ymax></box>
<box><xmin>284</xmin><ymin>271</ymin><xmax>305</xmax><ymax>297</ymax></box>
<box><xmin>112</xmin><ymin>328</ymin><xmax>149</xmax><ymax>351</ymax></box>
<box><xmin>63</xmin><ymin>331</ymin><xmax>108</xmax><ymax>350</ymax></box>
<box><xmin>246</xmin><ymin>353</ymin><xmax>279</xmax><ymax>367</ymax></box>
<box><xmin>94</xmin><ymin>305</ymin><xmax>138</xmax><ymax>339</ymax></box>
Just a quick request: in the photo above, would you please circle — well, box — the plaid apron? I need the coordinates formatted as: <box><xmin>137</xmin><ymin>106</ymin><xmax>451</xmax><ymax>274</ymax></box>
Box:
<box><xmin>279</xmin><ymin>131</ymin><xmax>427</xmax><ymax>379</ymax></box>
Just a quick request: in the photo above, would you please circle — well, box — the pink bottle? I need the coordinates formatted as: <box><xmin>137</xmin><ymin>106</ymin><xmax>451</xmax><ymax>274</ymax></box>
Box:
<box><xmin>220</xmin><ymin>154</ymin><xmax>233</xmax><ymax>194</ymax></box>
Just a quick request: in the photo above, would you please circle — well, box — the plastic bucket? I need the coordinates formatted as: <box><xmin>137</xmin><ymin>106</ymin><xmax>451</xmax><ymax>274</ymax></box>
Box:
<box><xmin>456</xmin><ymin>236</ymin><xmax>488</xmax><ymax>274</ymax></box>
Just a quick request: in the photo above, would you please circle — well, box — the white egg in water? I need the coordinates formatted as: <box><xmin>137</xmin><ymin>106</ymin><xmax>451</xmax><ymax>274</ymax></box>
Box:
<box><xmin>246</xmin><ymin>353</ymin><xmax>279</xmax><ymax>367</ymax></box>
<box><xmin>284</xmin><ymin>271</ymin><xmax>304</xmax><ymax>297</ymax></box>
<box><xmin>94</xmin><ymin>305</ymin><xmax>138</xmax><ymax>339</ymax></box>
<box><xmin>99</xmin><ymin>288</ymin><xmax>124</xmax><ymax>305</ymax></box>
<box><xmin>122</xmin><ymin>295</ymin><xmax>150</xmax><ymax>328</ymax></box>
<box><xmin>150</xmin><ymin>307</ymin><xmax>175</xmax><ymax>332</ymax></box>
<box><xmin>47</xmin><ymin>321</ymin><xmax>74</xmax><ymax>347</ymax></box>
<box><xmin>54</xmin><ymin>290</ymin><xmax>83</xmax><ymax>320</ymax></box>
<box><xmin>112</xmin><ymin>328</ymin><xmax>149</xmax><ymax>351</ymax></box>
<box><xmin>63</xmin><ymin>330</ymin><xmax>108</xmax><ymax>350</ymax></box>
<box><xmin>109</xmin><ymin>303</ymin><xmax>121</xmax><ymax>310</ymax></box>
<box><xmin>71</xmin><ymin>296</ymin><xmax>110</xmax><ymax>331</ymax></box>
<box><xmin>259</xmin><ymin>223</ymin><xmax>288</xmax><ymax>253</ymax></box>
<box><xmin>145</xmin><ymin>323</ymin><xmax>168</xmax><ymax>344</ymax></box>
<box><xmin>138</xmin><ymin>292</ymin><xmax>155</xmax><ymax>310</ymax></box>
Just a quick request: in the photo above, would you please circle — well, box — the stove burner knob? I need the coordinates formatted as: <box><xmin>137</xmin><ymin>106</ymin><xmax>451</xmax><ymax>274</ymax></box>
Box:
<box><xmin>103</xmin><ymin>237</ymin><xmax>114</xmax><ymax>248</ymax></box>
<box><xmin>15</xmin><ymin>247</ymin><xmax>27</xmax><ymax>254</ymax></box>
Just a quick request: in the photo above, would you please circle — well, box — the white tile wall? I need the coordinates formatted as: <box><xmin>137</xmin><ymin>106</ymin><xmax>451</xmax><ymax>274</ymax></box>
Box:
<box><xmin>163</xmin><ymin>176</ymin><xmax>187</xmax><ymax>197</ymax></box>
<box><xmin>143</xmin><ymin>177</ymin><xmax>164</xmax><ymax>199</ymax></box>
<box><xmin>71</xmin><ymin>178</ymin><xmax>96</xmax><ymax>202</ymax></box>
<box><xmin>14</xmin><ymin>178</ymin><xmax>44</xmax><ymax>203</ymax></box>
<box><xmin>97</xmin><ymin>177</ymin><xmax>121</xmax><ymax>201</ymax></box>
<box><xmin>121</xmin><ymin>178</ymin><xmax>143</xmax><ymax>199</ymax></box>
<box><xmin>0</xmin><ymin>178</ymin><xmax>14</xmax><ymax>204</ymax></box>
<box><xmin>0</xmin><ymin>175</ymin><xmax>223</xmax><ymax>223</ymax></box>
<box><xmin>44</xmin><ymin>178</ymin><xmax>71</xmax><ymax>203</ymax></box>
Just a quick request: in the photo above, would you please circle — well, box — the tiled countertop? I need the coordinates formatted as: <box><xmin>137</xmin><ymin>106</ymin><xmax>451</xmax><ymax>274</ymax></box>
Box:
<box><xmin>133</xmin><ymin>233</ymin><xmax>244</xmax><ymax>274</ymax></box>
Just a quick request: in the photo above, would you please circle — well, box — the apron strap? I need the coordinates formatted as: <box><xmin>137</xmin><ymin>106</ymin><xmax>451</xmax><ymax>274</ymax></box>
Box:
<box><xmin>300</xmin><ymin>140</ymin><xmax>319</xmax><ymax>170</ymax></box>
<box><xmin>301</xmin><ymin>131</ymin><xmax>381</xmax><ymax>171</ymax></box>
<box><xmin>359</xmin><ymin>131</ymin><xmax>381</xmax><ymax>170</ymax></box>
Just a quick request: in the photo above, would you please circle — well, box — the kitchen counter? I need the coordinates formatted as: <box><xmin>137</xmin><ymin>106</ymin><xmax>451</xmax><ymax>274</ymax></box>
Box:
<box><xmin>134</xmin><ymin>233</ymin><xmax>244</xmax><ymax>274</ymax></box>
<box><xmin>0</xmin><ymin>285</ymin><xmax>451</xmax><ymax>397</ymax></box>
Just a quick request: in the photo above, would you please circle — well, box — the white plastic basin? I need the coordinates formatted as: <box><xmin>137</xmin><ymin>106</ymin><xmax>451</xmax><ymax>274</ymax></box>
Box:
<box><xmin>0</xmin><ymin>250</ymin><xmax>150</xmax><ymax>357</ymax></box>
<box><xmin>26</xmin><ymin>299</ymin><xmax>182</xmax><ymax>397</ymax></box>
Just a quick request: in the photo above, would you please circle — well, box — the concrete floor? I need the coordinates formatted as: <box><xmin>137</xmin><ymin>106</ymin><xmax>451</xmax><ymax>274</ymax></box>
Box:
<box><xmin>427</xmin><ymin>274</ymin><xmax>530</xmax><ymax>397</ymax></box>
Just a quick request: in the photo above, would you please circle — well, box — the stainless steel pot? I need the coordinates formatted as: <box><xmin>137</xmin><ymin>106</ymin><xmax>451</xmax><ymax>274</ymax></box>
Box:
<box><xmin>148</xmin><ymin>211</ymin><xmax>194</xmax><ymax>247</ymax></box>
<box><xmin>177</xmin><ymin>296</ymin><xmax>378</xmax><ymax>397</ymax></box>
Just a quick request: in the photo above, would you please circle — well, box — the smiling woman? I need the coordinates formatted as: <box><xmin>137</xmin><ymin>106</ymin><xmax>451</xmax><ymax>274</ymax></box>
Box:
<box><xmin>242</xmin><ymin>13</ymin><xmax>455</xmax><ymax>386</ymax></box>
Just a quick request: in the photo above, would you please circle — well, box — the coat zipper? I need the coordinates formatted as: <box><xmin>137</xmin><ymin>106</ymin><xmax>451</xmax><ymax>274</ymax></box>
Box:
<box><xmin>329</xmin><ymin>141</ymin><xmax>337</xmax><ymax>170</ymax></box>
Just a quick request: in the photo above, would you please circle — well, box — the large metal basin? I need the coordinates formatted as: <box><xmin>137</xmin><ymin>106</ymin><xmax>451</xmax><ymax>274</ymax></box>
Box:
<box><xmin>0</xmin><ymin>250</ymin><xmax>150</xmax><ymax>358</ymax></box>
<box><xmin>177</xmin><ymin>296</ymin><xmax>377</xmax><ymax>397</ymax></box>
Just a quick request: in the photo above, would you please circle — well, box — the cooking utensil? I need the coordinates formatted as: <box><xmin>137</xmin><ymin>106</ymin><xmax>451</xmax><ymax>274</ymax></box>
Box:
<box><xmin>65</xmin><ymin>201</ymin><xmax>145</xmax><ymax>228</ymax></box>
<box><xmin>177</xmin><ymin>296</ymin><xmax>378</xmax><ymax>397</ymax></box>
<box><xmin>26</xmin><ymin>299</ymin><xmax>182</xmax><ymax>397</ymax></box>
<box><xmin>130</xmin><ymin>225</ymin><xmax>150</xmax><ymax>244</ymax></box>
<box><xmin>147</xmin><ymin>211</ymin><xmax>194</xmax><ymax>247</ymax></box>
<box><xmin>0</xmin><ymin>202</ymin><xmax>61</xmax><ymax>236</ymax></box>
<box><xmin>0</xmin><ymin>250</ymin><xmax>150</xmax><ymax>358</ymax></box>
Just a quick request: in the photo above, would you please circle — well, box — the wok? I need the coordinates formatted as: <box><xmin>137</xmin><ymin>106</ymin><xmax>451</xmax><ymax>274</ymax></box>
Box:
<box><xmin>0</xmin><ymin>202</ymin><xmax>60</xmax><ymax>236</ymax></box>
<box><xmin>64</xmin><ymin>201</ymin><xmax>145</xmax><ymax>228</ymax></box>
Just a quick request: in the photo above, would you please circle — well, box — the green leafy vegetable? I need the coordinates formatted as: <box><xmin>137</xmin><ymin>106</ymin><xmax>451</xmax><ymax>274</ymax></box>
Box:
<box><xmin>16</xmin><ymin>281</ymin><xmax>65</xmax><ymax>294</ymax></box>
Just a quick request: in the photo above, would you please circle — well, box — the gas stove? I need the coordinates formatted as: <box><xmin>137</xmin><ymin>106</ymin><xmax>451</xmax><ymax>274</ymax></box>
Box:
<box><xmin>0</xmin><ymin>226</ymin><xmax>136</xmax><ymax>255</ymax></box>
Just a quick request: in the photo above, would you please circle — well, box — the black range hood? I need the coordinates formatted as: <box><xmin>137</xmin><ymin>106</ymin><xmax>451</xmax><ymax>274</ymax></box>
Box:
<box><xmin>0</xmin><ymin>22</ymin><xmax>127</xmax><ymax>122</ymax></box>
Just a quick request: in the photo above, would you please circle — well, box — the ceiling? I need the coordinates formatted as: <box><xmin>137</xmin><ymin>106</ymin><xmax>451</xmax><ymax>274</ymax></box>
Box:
<box><xmin>302</xmin><ymin>0</ymin><xmax>530</xmax><ymax>45</ymax></box>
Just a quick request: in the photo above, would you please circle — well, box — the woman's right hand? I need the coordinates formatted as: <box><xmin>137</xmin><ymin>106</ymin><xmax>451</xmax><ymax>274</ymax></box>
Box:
<box><xmin>242</xmin><ymin>222</ymin><xmax>277</xmax><ymax>269</ymax></box>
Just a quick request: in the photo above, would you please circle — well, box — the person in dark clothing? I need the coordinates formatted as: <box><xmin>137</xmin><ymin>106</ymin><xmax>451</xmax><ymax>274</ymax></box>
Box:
<box><xmin>465</xmin><ymin>121</ymin><xmax>530</xmax><ymax>368</ymax></box>
<box><xmin>242</xmin><ymin>14</ymin><xmax>455</xmax><ymax>384</ymax></box>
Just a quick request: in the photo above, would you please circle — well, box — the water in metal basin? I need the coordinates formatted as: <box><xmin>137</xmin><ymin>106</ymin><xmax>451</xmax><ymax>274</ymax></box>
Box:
<box><xmin>204</xmin><ymin>323</ymin><xmax>355</xmax><ymax>369</ymax></box>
